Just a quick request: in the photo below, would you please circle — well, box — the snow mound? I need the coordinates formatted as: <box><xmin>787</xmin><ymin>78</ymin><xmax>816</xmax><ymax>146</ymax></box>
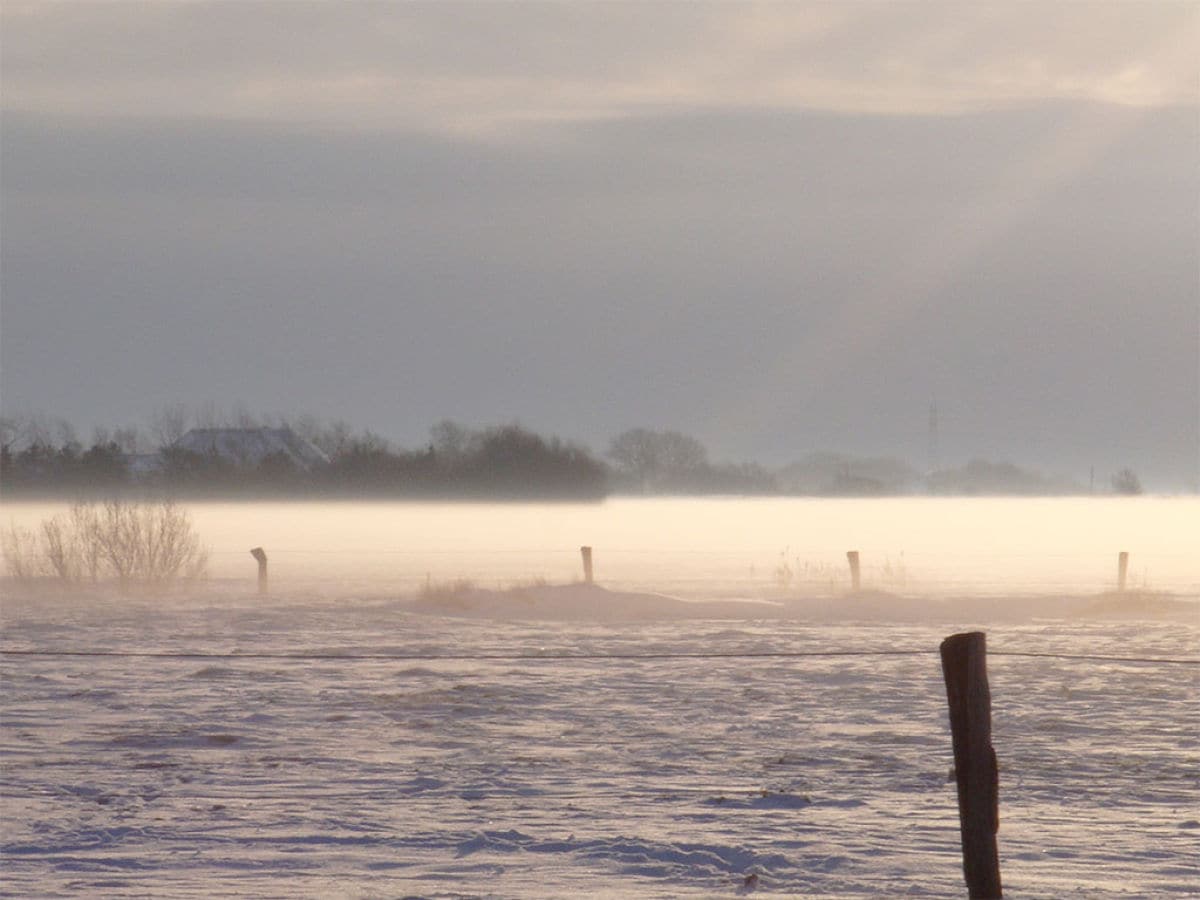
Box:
<box><xmin>407</xmin><ymin>581</ymin><xmax>784</xmax><ymax>621</ymax></box>
<box><xmin>1074</xmin><ymin>590</ymin><xmax>1197</xmax><ymax>620</ymax></box>
<box><xmin>405</xmin><ymin>581</ymin><xmax>1200</xmax><ymax>624</ymax></box>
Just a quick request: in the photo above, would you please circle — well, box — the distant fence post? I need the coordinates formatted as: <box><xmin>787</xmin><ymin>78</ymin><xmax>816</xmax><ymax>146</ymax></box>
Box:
<box><xmin>846</xmin><ymin>550</ymin><xmax>861</xmax><ymax>591</ymax></box>
<box><xmin>940</xmin><ymin>631</ymin><xmax>1002</xmax><ymax>899</ymax></box>
<box><xmin>1117</xmin><ymin>551</ymin><xmax>1129</xmax><ymax>593</ymax></box>
<box><xmin>580</xmin><ymin>546</ymin><xmax>594</xmax><ymax>585</ymax></box>
<box><xmin>250</xmin><ymin>547</ymin><xmax>268</xmax><ymax>595</ymax></box>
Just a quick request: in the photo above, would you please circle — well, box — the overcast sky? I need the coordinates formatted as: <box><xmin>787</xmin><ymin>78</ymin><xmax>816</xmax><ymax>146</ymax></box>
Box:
<box><xmin>2</xmin><ymin>2</ymin><xmax>1197</xmax><ymax>487</ymax></box>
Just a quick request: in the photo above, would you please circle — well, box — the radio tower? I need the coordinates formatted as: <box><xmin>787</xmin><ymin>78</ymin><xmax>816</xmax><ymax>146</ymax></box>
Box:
<box><xmin>927</xmin><ymin>400</ymin><xmax>940</xmax><ymax>476</ymax></box>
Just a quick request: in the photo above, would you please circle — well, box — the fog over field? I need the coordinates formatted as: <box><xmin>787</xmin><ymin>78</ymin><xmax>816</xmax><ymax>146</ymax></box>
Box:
<box><xmin>5</xmin><ymin>496</ymin><xmax>1198</xmax><ymax>602</ymax></box>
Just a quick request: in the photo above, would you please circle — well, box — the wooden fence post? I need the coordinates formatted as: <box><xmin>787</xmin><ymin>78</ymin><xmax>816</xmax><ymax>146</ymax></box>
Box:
<box><xmin>250</xmin><ymin>547</ymin><xmax>268</xmax><ymax>595</ymax></box>
<box><xmin>580</xmin><ymin>546</ymin><xmax>594</xmax><ymax>585</ymax></box>
<box><xmin>940</xmin><ymin>631</ymin><xmax>1002</xmax><ymax>898</ymax></box>
<box><xmin>1117</xmin><ymin>551</ymin><xmax>1129</xmax><ymax>593</ymax></box>
<box><xmin>846</xmin><ymin>550</ymin><xmax>861</xmax><ymax>591</ymax></box>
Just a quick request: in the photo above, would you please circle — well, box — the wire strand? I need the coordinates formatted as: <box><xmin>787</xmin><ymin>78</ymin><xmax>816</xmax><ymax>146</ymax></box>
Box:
<box><xmin>1</xmin><ymin>647</ymin><xmax>1196</xmax><ymax>665</ymax></box>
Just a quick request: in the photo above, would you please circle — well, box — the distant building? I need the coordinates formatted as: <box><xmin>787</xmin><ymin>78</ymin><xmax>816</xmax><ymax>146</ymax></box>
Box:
<box><xmin>173</xmin><ymin>427</ymin><xmax>329</xmax><ymax>471</ymax></box>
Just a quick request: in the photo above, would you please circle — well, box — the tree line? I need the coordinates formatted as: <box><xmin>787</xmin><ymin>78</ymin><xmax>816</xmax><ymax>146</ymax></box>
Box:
<box><xmin>0</xmin><ymin>412</ymin><xmax>774</xmax><ymax>499</ymax></box>
<box><xmin>0</xmin><ymin>410</ymin><xmax>1142</xmax><ymax>499</ymax></box>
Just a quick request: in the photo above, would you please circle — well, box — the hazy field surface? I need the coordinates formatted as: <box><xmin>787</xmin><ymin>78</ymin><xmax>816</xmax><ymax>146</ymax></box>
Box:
<box><xmin>4</xmin><ymin>496</ymin><xmax>1197</xmax><ymax>599</ymax></box>
<box><xmin>2</xmin><ymin>497</ymin><xmax>1197</xmax><ymax>897</ymax></box>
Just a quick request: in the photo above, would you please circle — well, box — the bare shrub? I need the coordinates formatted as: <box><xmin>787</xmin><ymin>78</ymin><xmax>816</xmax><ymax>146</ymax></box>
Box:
<box><xmin>41</xmin><ymin>515</ymin><xmax>82</xmax><ymax>581</ymax></box>
<box><xmin>1111</xmin><ymin>468</ymin><xmax>1143</xmax><ymax>495</ymax></box>
<box><xmin>418</xmin><ymin>577</ymin><xmax>476</xmax><ymax>600</ymax></box>
<box><xmin>416</xmin><ymin>577</ymin><xmax>477</xmax><ymax>609</ymax></box>
<box><xmin>39</xmin><ymin>506</ymin><xmax>103</xmax><ymax>582</ymax></box>
<box><xmin>1</xmin><ymin>524</ymin><xmax>53</xmax><ymax>581</ymax></box>
<box><xmin>2</xmin><ymin>500</ymin><xmax>208</xmax><ymax>590</ymax></box>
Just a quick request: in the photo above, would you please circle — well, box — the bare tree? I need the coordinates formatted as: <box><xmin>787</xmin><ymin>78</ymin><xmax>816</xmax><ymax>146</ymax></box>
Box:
<box><xmin>4</xmin><ymin>412</ymin><xmax>78</xmax><ymax>448</ymax></box>
<box><xmin>150</xmin><ymin>404</ymin><xmax>190</xmax><ymax>449</ymax></box>
<box><xmin>0</xmin><ymin>416</ymin><xmax>20</xmax><ymax>450</ymax></box>
<box><xmin>607</xmin><ymin>428</ymin><xmax>708</xmax><ymax>492</ymax></box>
<box><xmin>112</xmin><ymin>426</ymin><xmax>144</xmax><ymax>455</ymax></box>
<box><xmin>430</xmin><ymin>420</ymin><xmax>477</xmax><ymax>460</ymax></box>
<box><xmin>194</xmin><ymin>401</ymin><xmax>220</xmax><ymax>429</ymax></box>
<box><xmin>52</xmin><ymin>417</ymin><xmax>78</xmax><ymax>448</ymax></box>
<box><xmin>232</xmin><ymin>402</ymin><xmax>259</xmax><ymax>429</ymax></box>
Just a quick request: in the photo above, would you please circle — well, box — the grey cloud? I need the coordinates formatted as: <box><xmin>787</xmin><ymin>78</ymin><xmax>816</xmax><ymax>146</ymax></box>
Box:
<box><xmin>2</xmin><ymin>100</ymin><xmax>1195</xmax><ymax>484</ymax></box>
<box><xmin>3</xmin><ymin>2</ymin><xmax>1194</xmax><ymax>127</ymax></box>
<box><xmin>7</xmin><ymin>101</ymin><xmax>1187</xmax><ymax>215</ymax></box>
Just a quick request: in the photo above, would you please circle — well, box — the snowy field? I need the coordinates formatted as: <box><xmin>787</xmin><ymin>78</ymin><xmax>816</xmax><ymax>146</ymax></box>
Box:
<box><xmin>2</xmin><ymin>587</ymin><xmax>1197</xmax><ymax>898</ymax></box>
<box><xmin>2</xmin><ymin>498</ymin><xmax>1198</xmax><ymax>897</ymax></box>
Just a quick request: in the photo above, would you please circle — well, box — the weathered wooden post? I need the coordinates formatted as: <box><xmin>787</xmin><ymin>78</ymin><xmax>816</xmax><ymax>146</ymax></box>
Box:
<box><xmin>1117</xmin><ymin>551</ymin><xmax>1129</xmax><ymax>593</ymax></box>
<box><xmin>580</xmin><ymin>546</ymin><xmax>594</xmax><ymax>585</ymax></box>
<box><xmin>846</xmin><ymin>550</ymin><xmax>861</xmax><ymax>591</ymax></box>
<box><xmin>940</xmin><ymin>631</ymin><xmax>1002</xmax><ymax>899</ymax></box>
<box><xmin>250</xmin><ymin>547</ymin><xmax>268</xmax><ymax>595</ymax></box>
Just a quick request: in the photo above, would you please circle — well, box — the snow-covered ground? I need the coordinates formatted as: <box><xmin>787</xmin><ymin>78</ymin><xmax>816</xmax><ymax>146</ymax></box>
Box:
<box><xmin>3</xmin><ymin>497</ymin><xmax>1197</xmax><ymax>896</ymax></box>
<box><xmin>2</xmin><ymin>583</ymin><xmax>1197</xmax><ymax>898</ymax></box>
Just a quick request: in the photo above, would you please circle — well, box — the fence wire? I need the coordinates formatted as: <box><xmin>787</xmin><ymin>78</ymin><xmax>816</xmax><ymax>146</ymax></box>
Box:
<box><xmin>1</xmin><ymin>647</ymin><xmax>1196</xmax><ymax>665</ymax></box>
